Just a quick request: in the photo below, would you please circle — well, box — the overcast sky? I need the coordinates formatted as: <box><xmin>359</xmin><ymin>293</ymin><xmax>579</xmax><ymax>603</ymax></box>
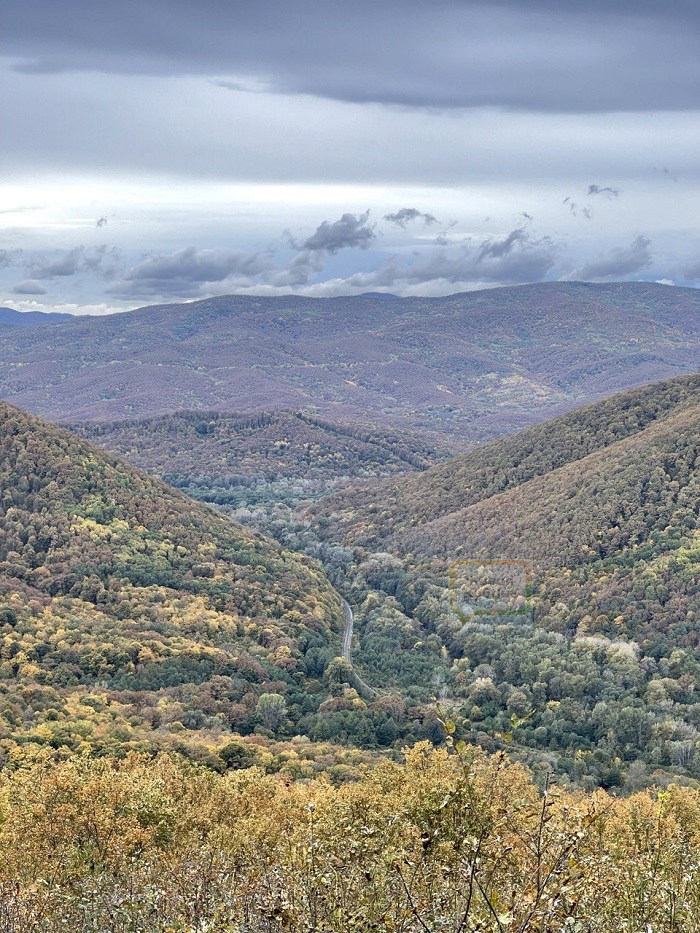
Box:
<box><xmin>1</xmin><ymin>0</ymin><xmax>699</xmax><ymax>314</ymax></box>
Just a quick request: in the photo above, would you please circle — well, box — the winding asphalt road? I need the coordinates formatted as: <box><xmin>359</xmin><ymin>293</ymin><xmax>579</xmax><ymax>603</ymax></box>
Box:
<box><xmin>341</xmin><ymin>597</ymin><xmax>353</xmax><ymax>661</ymax></box>
<box><xmin>340</xmin><ymin>597</ymin><xmax>376</xmax><ymax>697</ymax></box>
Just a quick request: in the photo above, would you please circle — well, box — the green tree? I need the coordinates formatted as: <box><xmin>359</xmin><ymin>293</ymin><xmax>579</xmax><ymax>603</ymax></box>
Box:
<box><xmin>255</xmin><ymin>693</ymin><xmax>287</xmax><ymax>730</ymax></box>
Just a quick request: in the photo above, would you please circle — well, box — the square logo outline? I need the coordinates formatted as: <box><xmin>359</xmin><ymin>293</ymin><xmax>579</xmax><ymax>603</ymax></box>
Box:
<box><xmin>450</xmin><ymin>558</ymin><xmax>532</xmax><ymax>623</ymax></box>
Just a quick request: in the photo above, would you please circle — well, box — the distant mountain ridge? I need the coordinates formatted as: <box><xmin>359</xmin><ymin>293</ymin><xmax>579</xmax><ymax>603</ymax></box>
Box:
<box><xmin>1</xmin><ymin>282</ymin><xmax>700</xmax><ymax>442</ymax></box>
<box><xmin>0</xmin><ymin>307</ymin><xmax>74</xmax><ymax>328</ymax></box>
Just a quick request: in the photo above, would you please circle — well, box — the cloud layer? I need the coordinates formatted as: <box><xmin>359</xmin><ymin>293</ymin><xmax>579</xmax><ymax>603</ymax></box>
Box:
<box><xmin>4</xmin><ymin>1</ymin><xmax>700</xmax><ymax>113</ymax></box>
<box><xmin>107</xmin><ymin>246</ymin><xmax>275</xmax><ymax>299</ymax></box>
<box><xmin>1</xmin><ymin>2</ymin><xmax>698</xmax><ymax>311</ymax></box>
<box><xmin>570</xmin><ymin>235</ymin><xmax>652</xmax><ymax>281</ymax></box>
<box><xmin>0</xmin><ymin>205</ymin><xmax>675</xmax><ymax>305</ymax></box>
<box><xmin>29</xmin><ymin>245</ymin><xmax>121</xmax><ymax>279</ymax></box>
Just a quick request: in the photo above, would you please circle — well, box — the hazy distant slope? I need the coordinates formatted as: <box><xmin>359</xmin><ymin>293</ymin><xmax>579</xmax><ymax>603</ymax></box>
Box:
<box><xmin>0</xmin><ymin>401</ymin><xmax>343</xmax><ymax>758</ymax></box>
<box><xmin>0</xmin><ymin>307</ymin><xmax>74</xmax><ymax>329</ymax></box>
<box><xmin>1</xmin><ymin>282</ymin><xmax>700</xmax><ymax>442</ymax></box>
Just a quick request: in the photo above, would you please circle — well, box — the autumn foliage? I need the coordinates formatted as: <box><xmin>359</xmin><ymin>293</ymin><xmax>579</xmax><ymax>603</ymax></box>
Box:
<box><xmin>0</xmin><ymin>742</ymin><xmax>698</xmax><ymax>931</ymax></box>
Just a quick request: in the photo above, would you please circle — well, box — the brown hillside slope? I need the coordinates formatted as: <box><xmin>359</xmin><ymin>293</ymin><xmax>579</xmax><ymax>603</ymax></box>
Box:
<box><xmin>308</xmin><ymin>372</ymin><xmax>700</xmax><ymax>648</ymax></box>
<box><xmin>312</xmin><ymin>372</ymin><xmax>700</xmax><ymax>553</ymax></box>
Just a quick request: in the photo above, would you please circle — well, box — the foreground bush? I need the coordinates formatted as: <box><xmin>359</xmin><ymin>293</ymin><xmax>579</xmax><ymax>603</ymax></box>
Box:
<box><xmin>0</xmin><ymin>743</ymin><xmax>698</xmax><ymax>931</ymax></box>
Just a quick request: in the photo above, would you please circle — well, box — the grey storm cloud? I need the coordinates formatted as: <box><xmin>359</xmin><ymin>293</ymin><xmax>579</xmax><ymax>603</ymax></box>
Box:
<box><xmin>99</xmin><ymin>222</ymin><xmax>561</xmax><ymax>302</ymax></box>
<box><xmin>681</xmin><ymin>258</ymin><xmax>700</xmax><ymax>281</ymax></box>
<box><xmin>301</xmin><ymin>211</ymin><xmax>376</xmax><ymax>253</ymax></box>
<box><xmin>587</xmin><ymin>185</ymin><xmax>621</xmax><ymax>198</ymax></box>
<box><xmin>30</xmin><ymin>245</ymin><xmax>121</xmax><ymax>279</ymax></box>
<box><xmin>12</xmin><ymin>280</ymin><xmax>47</xmax><ymax>295</ymax></box>
<box><xmin>4</xmin><ymin>0</ymin><xmax>700</xmax><ymax>113</ymax></box>
<box><xmin>478</xmin><ymin>228</ymin><xmax>529</xmax><ymax>261</ymax></box>
<box><xmin>343</xmin><ymin>227</ymin><xmax>558</xmax><ymax>290</ymax></box>
<box><xmin>107</xmin><ymin>246</ymin><xmax>275</xmax><ymax>298</ymax></box>
<box><xmin>264</xmin><ymin>250</ymin><xmax>326</xmax><ymax>289</ymax></box>
<box><xmin>384</xmin><ymin>208</ymin><xmax>438</xmax><ymax>228</ymax></box>
<box><xmin>569</xmin><ymin>235</ymin><xmax>652</xmax><ymax>281</ymax></box>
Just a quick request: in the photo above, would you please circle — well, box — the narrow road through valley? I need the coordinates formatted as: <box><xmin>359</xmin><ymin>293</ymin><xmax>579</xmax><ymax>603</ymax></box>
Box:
<box><xmin>340</xmin><ymin>596</ymin><xmax>376</xmax><ymax>697</ymax></box>
<box><xmin>341</xmin><ymin>597</ymin><xmax>353</xmax><ymax>661</ymax></box>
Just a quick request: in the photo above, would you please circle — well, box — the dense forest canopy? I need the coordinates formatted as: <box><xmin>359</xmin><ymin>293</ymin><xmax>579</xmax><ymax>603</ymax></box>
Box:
<box><xmin>73</xmin><ymin>409</ymin><xmax>451</xmax><ymax>509</ymax></box>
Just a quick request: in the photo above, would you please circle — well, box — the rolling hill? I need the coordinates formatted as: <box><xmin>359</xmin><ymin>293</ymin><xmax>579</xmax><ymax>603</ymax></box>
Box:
<box><xmin>313</xmin><ymin>370</ymin><xmax>700</xmax><ymax>557</ymax></box>
<box><xmin>2</xmin><ymin>282</ymin><xmax>700</xmax><ymax>443</ymax></box>
<box><xmin>299</xmin><ymin>372</ymin><xmax>700</xmax><ymax>786</ymax></box>
<box><xmin>72</xmin><ymin>409</ymin><xmax>452</xmax><ymax>507</ymax></box>
<box><xmin>0</xmin><ymin>400</ymin><xmax>351</xmax><ymax>762</ymax></box>
<box><xmin>0</xmin><ymin>307</ymin><xmax>74</xmax><ymax>329</ymax></box>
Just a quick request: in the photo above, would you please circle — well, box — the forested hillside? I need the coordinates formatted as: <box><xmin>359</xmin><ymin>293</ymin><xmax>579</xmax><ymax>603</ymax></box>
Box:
<box><xmin>0</xmin><ymin>401</ymin><xmax>388</xmax><ymax>767</ymax></box>
<box><xmin>2</xmin><ymin>282</ymin><xmax>700</xmax><ymax>443</ymax></box>
<box><xmin>73</xmin><ymin>409</ymin><xmax>450</xmax><ymax>508</ymax></box>
<box><xmin>284</xmin><ymin>373</ymin><xmax>700</xmax><ymax>788</ymax></box>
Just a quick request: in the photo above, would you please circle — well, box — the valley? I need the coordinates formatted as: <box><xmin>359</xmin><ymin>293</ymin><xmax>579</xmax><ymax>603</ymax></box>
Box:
<box><xmin>5</xmin><ymin>1</ymin><xmax>700</xmax><ymax>923</ymax></box>
<box><xmin>50</xmin><ymin>364</ymin><xmax>700</xmax><ymax>792</ymax></box>
<box><xmin>2</xmin><ymin>289</ymin><xmax>700</xmax><ymax>928</ymax></box>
